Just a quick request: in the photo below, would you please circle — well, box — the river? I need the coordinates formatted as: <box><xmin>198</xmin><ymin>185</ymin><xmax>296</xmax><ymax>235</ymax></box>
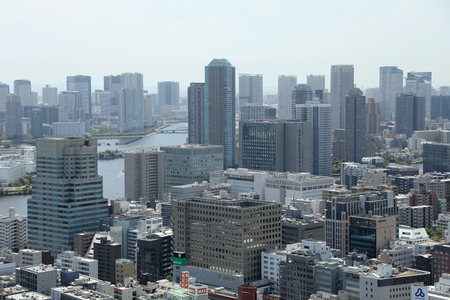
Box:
<box><xmin>0</xmin><ymin>122</ymin><xmax>188</xmax><ymax>216</ymax></box>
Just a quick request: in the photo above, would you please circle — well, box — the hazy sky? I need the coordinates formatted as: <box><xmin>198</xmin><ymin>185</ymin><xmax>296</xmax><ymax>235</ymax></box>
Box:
<box><xmin>1</xmin><ymin>0</ymin><xmax>449</xmax><ymax>94</ymax></box>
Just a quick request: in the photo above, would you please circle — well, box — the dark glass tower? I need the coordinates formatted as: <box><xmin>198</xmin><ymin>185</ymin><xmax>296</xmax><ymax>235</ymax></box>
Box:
<box><xmin>345</xmin><ymin>88</ymin><xmax>366</xmax><ymax>163</ymax></box>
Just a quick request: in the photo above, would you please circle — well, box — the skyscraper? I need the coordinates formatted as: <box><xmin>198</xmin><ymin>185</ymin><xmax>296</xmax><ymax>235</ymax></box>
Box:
<box><xmin>395</xmin><ymin>93</ymin><xmax>425</xmax><ymax>138</ymax></box>
<box><xmin>239</xmin><ymin>74</ymin><xmax>263</xmax><ymax>107</ymax></box>
<box><xmin>187</xmin><ymin>82</ymin><xmax>205</xmax><ymax>144</ymax></box>
<box><xmin>306</xmin><ymin>75</ymin><xmax>325</xmax><ymax>101</ymax></box>
<box><xmin>67</xmin><ymin>75</ymin><xmax>92</xmax><ymax>117</ymax></box>
<box><xmin>405</xmin><ymin>71</ymin><xmax>432</xmax><ymax>119</ymax></box>
<box><xmin>42</xmin><ymin>85</ymin><xmax>58</xmax><ymax>106</ymax></box>
<box><xmin>379</xmin><ymin>66</ymin><xmax>403</xmax><ymax>121</ymax></box>
<box><xmin>122</xmin><ymin>72</ymin><xmax>144</xmax><ymax>90</ymax></box>
<box><xmin>14</xmin><ymin>80</ymin><xmax>32</xmax><ymax>106</ymax></box>
<box><xmin>30</xmin><ymin>108</ymin><xmax>43</xmax><ymax>138</ymax></box>
<box><xmin>291</xmin><ymin>84</ymin><xmax>312</xmax><ymax>119</ymax></box>
<box><xmin>6</xmin><ymin>94</ymin><xmax>22</xmax><ymax>138</ymax></box>
<box><xmin>28</xmin><ymin>136</ymin><xmax>108</xmax><ymax>255</ymax></box>
<box><xmin>205</xmin><ymin>59</ymin><xmax>236</xmax><ymax>168</ymax></box>
<box><xmin>238</xmin><ymin>119</ymin><xmax>311</xmax><ymax>173</ymax></box>
<box><xmin>278</xmin><ymin>75</ymin><xmax>297</xmax><ymax>119</ymax></box>
<box><xmin>345</xmin><ymin>88</ymin><xmax>366</xmax><ymax>163</ymax></box>
<box><xmin>104</xmin><ymin>75</ymin><xmax>122</xmax><ymax>116</ymax></box>
<box><xmin>118</xmin><ymin>73</ymin><xmax>144</xmax><ymax>132</ymax></box>
<box><xmin>296</xmin><ymin>101</ymin><xmax>332</xmax><ymax>176</ymax></box>
<box><xmin>366</xmin><ymin>98</ymin><xmax>381</xmax><ymax>134</ymax></box>
<box><xmin>330</xmin><ymin>65</ymin><xmax>354</xmax><ymax>129</ymax></box>
<box><xmin>58</xmin><ymin>91</ymin><xmax>83</xmax><ymax>122</ymax></box>
<box><xmin>0</xmin><ymin>83</ymin><xmax>10</xmax><ymax>111</ymax></box>
<box><xmin>158</xmin><ymin>81</ymin><xmax>179</xmax><ymax>106</ymax></box>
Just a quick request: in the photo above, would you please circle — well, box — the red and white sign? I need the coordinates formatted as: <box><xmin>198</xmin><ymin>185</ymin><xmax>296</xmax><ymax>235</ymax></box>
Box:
<box><xmin>188</xmin><ymin>284</ymin><xmax>208</xmax><ymax>296</ymax></box>
<box><xmin>181</xmin><ymin>271</ymin><xmax>189</xmax><ymax>289</ymax></box>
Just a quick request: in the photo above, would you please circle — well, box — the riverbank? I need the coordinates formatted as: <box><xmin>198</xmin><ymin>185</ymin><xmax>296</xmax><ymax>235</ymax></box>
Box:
<box><xmin>92</xmin><ymin>123</ymin><xmax>169</xmax><ymax>140</ymax></box>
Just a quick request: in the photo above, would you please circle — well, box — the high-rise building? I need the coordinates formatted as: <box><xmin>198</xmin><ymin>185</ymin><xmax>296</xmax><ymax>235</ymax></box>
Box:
<box><xmin>0</xmin><ymin>82</ymin><xmax>10</xmax><ymax>111</ymax></box>
<box><xmin>187</xmin><ymin>82</ymin><xmax>205</xmax><ymax>144</ymax></box>
<box><xmin>240</xmin><ymin>104</ymin><xmax>265</xmax><ymax>121</ymax></box>
<box><xmin>122</xmin><ymin>72</ymin><xmax>143</xmax><ymax>90</ymax></box>
<box><xmin>330</xmin><ymin>65</ymin><xmax>354</xmax><ymax>129</ymax></box>
<box><xmin>6</xmin><ymin>94</ymin><xmax>22</xmax><ymax>138</ymax></box>
<box><xmin>92</xmin><ymin>90</ymin><xmax>111</xmax><ymax>116</ymax></box>
<box><xmin>42</xmin><ymin>85</ymin><xmax>58</xmax><ymax>106</ymax></box>
<box><xmin>28</xmin><ymin>136</ymin><xmax>108</xmax><ymax>255</ymax></box>
<box><xmin>291</xmin><ymin>84</ymin><xmax>312</xmax><ymax>119</ymax></box>
<box><xmin>431</xmin><ymin>95</ymin><xmax>450</xmax><ymax>120</ymax></box>
<box><xmin>395</xmin><ymin>93</ymin><xmax>425</xmax><ymax>138</ymax></box>
<box><xmin>379</xmin><ymin>66</ymin><xmax>403</xmax><ymax>121</ymax></box>
<box><xmin>158</xmin><ymin>81</ymin><xmax>179</xmax><ymax>106</ymax></box>
<box><xmin>238</xmin><ymin>119</ymin><xmax>311</xmax><ymax>173</ymax></box>
<box><xmin>278</xmin><ymin>75</ymin><xmax>297</xmax><ymax>119</ymax></box>
<box><xmin>345</xmin><ymin>88</ymin><xmax>366</xmax><ymax>163</ymax></box>
<box><xmin>172</xmin><ymin>197</ymin><xmax>282</xmax><ymax>283</ymax></box>
<box><xmin>118</xmin><ymin>88</ymin><xmax>144</xmax><ymax>132</ymax></box>
<box><xmin>239</xmin><ymin>74</ymin><xmax>263</xmax><ymax>108</ymax></box>
<box><xmin>296</xmin><ymin>101</ymin><xmax>332</xmax><ymax>176</ymax></box>
<box><xmin>0</xmin><ymin>207</ymin><xmax>27</xmax><ymax>251</ymax></box>
<box><xmin>307</xmin><ymin>75</ymin><xmax>325</xmax><ymax>101</ymax></box>
<box><xmin>58</xmin><ymin>91</ymin><xmax>82</xmax><ymax>122</ymax></box>
<box><xmin>94</xmin><ymin>237</ymin><xmax>122</xmax><ymax>284</ymax></box>
<box><xmin>104</xmin><ymin>75</ymin><xmax>122</xmax><ymax>116</ymax></box>
<box><xmin>423</xmin><ymin>143</ymin><xmax>450</xmax><ymax>173</ymax></box>
<box><xmin>30</xmin><ymin>108</ymin><xmax>43</xmax><ymax>138</ymax></box>
<box><xmin>124</xmin><ymin>149</ymin><xmax>165</xmax><ymax>202</ymax></box>
<box><xmin>143</xmin><ymin>92</ymin><xmax>155</xmax><ymax>125</ymax></box>
<box><xmin>14</xmin><ymin>80</ymin><xmax>32</xmax><ymax>106</ymax></box>
<box><xmin>67</xmin><ymin>75</ymin><xmax>92</xmax><ymax>118</ymax></box>
<box><xmin>205</xmin><ymin>59</ymin><xmax>236</xmax><ymax>168</ymax></box>
<box><xmin>160</xmin><ymin>144</ymin><xmax>223</xmax><ymax>190</ymax></box>
<box><xmin>405</xmin><ymin>71</ymin><xmax>432</xmax><ymax>119</ymax></box>
<box><xmin>366</xmin><ymin>98</ymin><xmax>380</xmax><ymax>134</ymax></box>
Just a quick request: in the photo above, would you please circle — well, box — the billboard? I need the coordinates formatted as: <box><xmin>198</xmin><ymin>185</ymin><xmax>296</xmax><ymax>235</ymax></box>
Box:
<box><xmin>173</xmin><ymin>252</ymin><xmax>186</xmax><ymax>266</ymax></box>
<box><xmin>411</xmin><ymin>286</ymin><xmax>428</xmax><ymax>300</ymax></box>
<box><xmin>181</xmin><ymin>271</ymin><xmax>189</xmax><ymax>289</ymax></box>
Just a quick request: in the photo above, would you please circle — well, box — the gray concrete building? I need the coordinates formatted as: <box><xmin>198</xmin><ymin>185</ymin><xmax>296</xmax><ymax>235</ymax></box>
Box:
<box><xmin>238</xmin><ymin>119</ymin><xmax>311</xmax><ymax>173</ymax></box>
<box><xmin>124</xmin><ymin>148</ymin><xmax>165</xmax><ymax>202</ymax></box>
<box><xmin>14</xmin><ymin>79</ymin><xmax>32</xmax><ymax>106</ymax></box>
<box><xmin>187</xmin><ymin>82</ymin><xmax>205</xmax><ymax>144</ymax></box>
<box><xmin>291</xmin><ymin>84</ymin><xmax>312</xmax><ymax>119</ymax></box>
<box><xmin>58</xmin><ymin>91</ymin><xmax>83</xmax><ymax>122</ymax></box>
<box><xmin>160</xmin><ymin>144</ymin><xmax>223</xmax><ymax>190</ymax></box>
<box><xmin>306</xmin><ymin>75</ymin><xmax>325</xmax><ymax>101</ymax></box>
<box><xmin>16</xmin><ymin>265</ymin><xmax>57</xmax><ymax>295</ymax></box>
<box><xmin>281</xmin><ymin>217</ymin><xmax>325</xmax><ymax>244</ymax></box>
<box><xmin>395</xmin><ymin>93</ymin><xmax>425</xmax><ymax>138</ymax></box>
<box><xmin>331</xmin><ymin>65</ymin><xmax>354</xmax><ymax>129</ymax></box>
<box><xmin>240</xmin><ymin>104</ymin><xmax>265</xmax><ymax>121</ymax></box>
<box><xmin>158</xmin><ymin>81</ymin><xmax>179</xmax><ymax>106</ymax></box>
<box><xmin>0</xmin><ymin>82</ymin><xmax>9</xmax><ymax>111</ymax></box>
<box><xmin>345</xmin><ymin>88</ymin><xmax>366</xmax><ymax>163</ymax></box>
<box><xmin>42</xmin><ymin>85</ymin><xmax>58</xmax><ymax>106</ymax></box>
<box><xmin>278</xmin><ymin>75</ymin><xmax>297</xmax><ymax>119</ymax></box>
<box><xmin>6</xmin><ymin>94</ymin><xmax>22</xmax><ymax>138</ymax></box>
<box><xmin>239</xmin><ymin>74</ymin><xmax>263</xmax><ymax>107</ymax></box>
<box><xmin>67</xmin><ymin>75</ymin><xmax>92</xmax><ymax>117</ymax></box>
<box><xmin>28</xmin><ymin>137</ymin><xmax>108</xmax><ymax>256</ymax></box>
<box><xmin>423</xmin><ymin>142</ymin><xmax>450</xmax><ymax>173</ymax></box>
<box><xmin>379</xmin><ymin>66</ymin><xmax>403</xmax><ymax>121</ymax></box>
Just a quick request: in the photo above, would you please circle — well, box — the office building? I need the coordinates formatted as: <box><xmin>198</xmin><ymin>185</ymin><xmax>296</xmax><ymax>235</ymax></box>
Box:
<box><xmin>0</xmin><ymin>207</ymin><xmax>27</xmax><ymax>250</ymax></box>
<box><xmin>278</xmin><ymin>75</ymin><xmax>297</xmax><ymax>119</ymax></box>
<box><xmin>73</xmin><ymin>232</ymin><xmax>95</xmax><ymax>257</ymax></box>
<box><xmin>118</xmin><ymin>88</ymin><xmax>144</xmax><ymax>132</ymax></box>
<box><xmin>330</xmin><ymin>65</ymin><xmax>354</xmax><ymax>129</ymax></box>
<box><xmin>432</xmin><ymin>243</ymin><xmax>450</xmax><ymax>284</ymax></box>
<box><xmin>5</xmin><ymin>94</ymin><xmax>22</xmax><ymax>138</ymax></box>
<box><xmin>366</xmin><ymin>98</ymin><xmax>380</xmax><ymax>134</ymax></box>
<box><xmin>160</xmin><ymin>144</ymin><xmax>223</xmax><ymax>190</ymax></box>
<box><xmin>187</xmin><ymin>83</ymin><xmax>205</xmax><ymax>144</ymax></box>
<box><xmin>239</xmin><ymin>74</ymin><xmax>263</xmax><ymax>107</ymax></box>
<box><xmin>58</xmin><ymin>91</ymin><xmax>82</xmax><ymax>122</ymax></box>
<box><xmin>30</xmin><ymin>108</ymin><xmax>43</xmax><ymax>138</ymax></box>
<box><xmin>136</xmin><ymin>231</ymin><xmax>173</xmax><ymax>282</ymax></box>
<box><xmin>282</xmin><ymin>218</ymin><xmax>326</xmax><ymax>244</ymax></box>
<box><xmin>239</xmin><ymin>119</ymin><xmax>311</xmax><ymax>173</ymax></box>
<box><xmin>379</xmin><ymin>66</ymin><xmax>403</xmax><ymax>121</ymax></box>
<box><xmin>395</xmin><ymin>93</ymin><xmax>425</xmax><ymax>138</ymax></box>
<box><xmin>332</xmin><ymin>129</ymin><xmax>346</xmax><ymax>160</ymax></box>
<box><xmin>57</xmin><ymin>251</ymin><xmax>98</xmax><ymax>278</ymax></box>
<box><xmin>345</xmin><ymin>88</ymin><xmax>366</xmax><ymax>163</ymax></box>
<box><xmin>0</xmin><ymin>82</ymin><xmax>9</xmax><ymax>110</ymax></box>
<box><xmin>92</xmin><ymin>90</ymin><xmax>110</xmax><ymax>117</ymax></box>
<box><xmin>42</xmin><ymin>85</ymin><xmax>58</xmax><ymax>106</ymax></box>
<box><xmin>398</xmin><ymin>205</ymin><xmax>433</xmax><ymax>229</ymax></box>
<box><xmin>423</xmin><ymin>143</ymin><xmax>450</xmax><ymax>173</ymax></box>
<box><xmin>291</xmin><ymin>84</ymin><xmax>312</xmax><ymax>119</ymax></box>
<box><xmin>406</xmin><ymin>71</ymin><xmax>432</xmax><ymax>119</ymax></box>
<box><xmin>124</xmin><ymin>149</ymin><xmax>165</xmax><ymax>202</ymax></box>
<box><xmin>209</xmin><ymin>168</ymin><xmax>270</xmax><ymax>198</ymax></box>
<box><xmin>296</xmin><ymin>101</ymin><xmax>332</xmax><ymax>176</ymax></box>
<box><xmin>158</xmin><ymin>81</ymin><xmax>179</xmax><ymax>106</ymax></box>
<box><xmin>172</xmin><ymin>197</ymin><xmax>282</xmax><ymax>283</ymax></box>
<box><xmin>104</xmin><ymin>75</ymin><xmax>122</xmax><ymax>116</ymax></box>
<box><xmin>143</xmin><ymin>92</ymin><xmax>156</xmax><ymax>125</ymax></box>
<box><xmin>115</xmin><ymin>259</ymin><xmax>134</xmax><ymax>285</ymax></box>
<box><xmin>14</xmin><ymin>80</ymin><xmax>32</xmax><ymax>106</ymax></box>
<box><xmin>348</xmin><ymin>215</ymin><xmax>396</xmax><ymax>258</ymax></box>
<box><xmin>240</xmin><ymin>104</ymin><xmax>265</xmax><ymax>121</ymax></box>
<box><xmin>15</xmin><ymin>264</ymin><xmax>57</xmax><ymax>295</ymax></box>
<box><xmin>431</xmin><ymin>95</ymin><xmax>450</xmax><ymax>120</ymax></box>
<box><xmin>279</xmin><ymin>240</ymin><xmax>341</xmax><ymax>300</ymax></box>
<box><xmin>340</xmin><ymin>162</ymin><xmax>368</xmax><ymax>189</ymax></box>
<box><xmin>205</xmin><ymin>59</ymin><xmax>236</xmax><ymax>168</ymax></box>
<box><xmin>307</xmin><ymin>75</ymin><xmax>325</xmax><ymax>101</ymax></box>
<box><xmin>410</xmin><ymin>188</ymin><xmax>440</xmax><ymax>221</ymax></box>
<box><xmin>94</xmin><ymin>237</ymin><xmax>122</xmax><ymax>284</ymax></box>
<box><xmin>28</xmin><ymin>137</ymin><xmax>108</xmax><ymax>255</ymax></box>
<box><xmin>67</xmin><ymin>75</ymin><xmax>92</xmax><ymax>118</ymax></box>
<box><xmin>122</xmin><ymin>72</ymin><xmax>143</xmax><ymax>90</ymax></box>
<box><xmin>53</xmin><ymin>121</ymin><xmax>86</xmax><ymax>137</ymax></box>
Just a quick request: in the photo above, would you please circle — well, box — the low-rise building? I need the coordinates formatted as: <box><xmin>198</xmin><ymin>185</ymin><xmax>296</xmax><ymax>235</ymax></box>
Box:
<box><xmin>56</xmin><ymin>251</ymin><xmax>98</xmax><ymax>278</ymax></box>
<box><xmin>379</xmin><ymin>240</ymin><xmax>413</xmax><ymax>268</ymax></box>
<box><xmin>398</xmin><ymin>226</ymin><xmax>430</xmax><ymax>245</ymax></box>
<box><xmin>0</xmin><ymin>161</ymin><xmax>26</xmax><ymax>185</ymax></box>
<box><xmin>0</xmin><ymin>207</ymin><xmax>27</xmax><ymax>250</ymax></box>
<box><xmin>16</xmin><ymin>264</ymin><xmax>57</xmax><ymax>295</ymax></box>
<box><xmin>18</xmin><ymin>249</ymin><xmax>42</xmax><ymax>267</ymax></box>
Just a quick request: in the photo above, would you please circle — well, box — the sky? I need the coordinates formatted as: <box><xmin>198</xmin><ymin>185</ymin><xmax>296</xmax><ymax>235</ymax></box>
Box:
<box><xmin>1</xmin><ymin>0</ymin><xmax>449</xmax><ymax>95</ymax></box>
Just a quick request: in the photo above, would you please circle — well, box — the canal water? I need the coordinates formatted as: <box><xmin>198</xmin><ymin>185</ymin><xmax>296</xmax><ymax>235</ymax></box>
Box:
<box><xmin>0</xmin><ymin>122</ymin><xmax>188</xmax><ymax>216</ymax></box>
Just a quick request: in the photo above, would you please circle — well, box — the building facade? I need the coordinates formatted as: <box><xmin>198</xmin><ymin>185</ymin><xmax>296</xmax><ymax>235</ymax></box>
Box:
<box><xmin>188</xmin><ymin>83</ymin><xmax>205</xmax><ymax>144</ymax></box>
<box><xmin>239</xmin><ymin>74</ymin><xmax>263</xmax><ymax>108</ymax></box>
<box><xmin>330</xmin><ymin>65</ymin><xmax>354</xmax><ymax>129</ymax></box>
<box><xmin>67</xmin><ymin>75</ymin><xmax>92</xmax><ymax>118</ymax></box>
<box><xmin>379</xmin><ymin>66</ymin><xmax>403</xmax><ymax>121</ymax></box>
<box><xmin>278</xmin><ymin>75</ymin><xmax>297</xmax><ymax>120</ymax></box>
<box><xmin>5</xmin><ymin>94</ymin><xmax>22</xmax><ymax>138</ymax></box>
<box><xmin>345</xmin><ymin>88</ymin><xmax>366</xmax><ymax>163</ymax></box>
<box><xmin>42</xmin><ymin>85</ymin><xmax>58</xmax><ymax>106</ymax></box>
<box><xmin>423</xmin><ymin>143</ymin><xmax>450</xmax><ymax>173</ymax></box>
<box><xmin>14</xmin><ymin>80</ymin><xmax>32</xmax><ymax>106</ymax></box>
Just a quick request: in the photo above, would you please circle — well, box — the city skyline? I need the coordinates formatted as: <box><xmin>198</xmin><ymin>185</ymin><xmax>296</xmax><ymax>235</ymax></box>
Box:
<box><xmin>0</xmin><ymin>1</ymin><xmax>449</xmax><ymax>93</ymax></box>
